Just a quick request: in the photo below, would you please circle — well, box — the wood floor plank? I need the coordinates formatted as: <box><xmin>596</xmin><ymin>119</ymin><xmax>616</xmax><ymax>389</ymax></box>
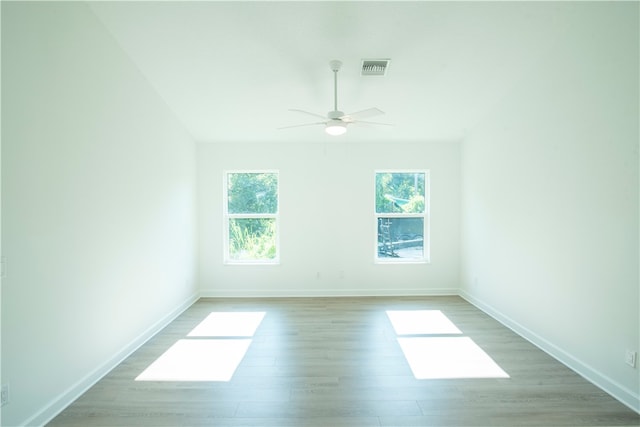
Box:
<box><xmin>47</xmin><ymin>296</ymin><xmax>640</xmax><ymax>426</ymax></box>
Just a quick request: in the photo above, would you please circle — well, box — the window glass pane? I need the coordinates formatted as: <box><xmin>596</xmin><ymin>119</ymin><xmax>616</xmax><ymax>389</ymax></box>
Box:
<box><xmin>375</xmin><ymin>172</ymin><xmax>425</xmax><ymax>214</ymax></box>
<box><xmin>228</xmin><ymin>218</ymin><xmax>277</xmax><ymax>261</ymax></box>
<box><xmin>377</xmin><ymin>217</ymin><xmax>424</xmax><ymax>259</ymax></box>
<box><xmin>228</xmin><ymin>173</ymin><xmax>278</xmax><ymax>214</ymax></box>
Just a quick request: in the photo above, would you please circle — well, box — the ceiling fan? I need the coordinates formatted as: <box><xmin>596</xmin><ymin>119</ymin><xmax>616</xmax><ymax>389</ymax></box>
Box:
<box><xmin>279</xmin><ymin>60</ymin><xmax>392</xmax><ymax>136</ymax></box>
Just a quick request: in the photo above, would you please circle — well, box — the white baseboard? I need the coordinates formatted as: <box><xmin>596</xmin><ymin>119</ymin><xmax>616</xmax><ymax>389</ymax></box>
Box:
<box><xmin>459</xmin><ymin>290</ymin><xmax>640</xmax><ymax>414</ymax></box>
<box><xmin>199</xmin><ymin>288</ymin><xmax>458</xmax><ymax>298</ymax></box>
<box><xmin>23</xmin><ymin>292</ymin><xmax>199</xmax><ymax>427</ymax></box>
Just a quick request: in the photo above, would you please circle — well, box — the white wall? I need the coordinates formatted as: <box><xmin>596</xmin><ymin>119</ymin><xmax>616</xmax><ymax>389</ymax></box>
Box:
<box><xmin>1</xmin><ymin>3</ymin><xmax>197</xmax><ymax>426</ymax></box>
<box><xmin>0</xmin><ymin>2</ymin><xmax>3</xmax><ymax>423</ymax></box>
<box><xmin>461</xmin><ymin>2</ymin><xmax>639</xmax><ymax>411</ymax></box>
<box><xmin>198</xmin><ymin>140</ymin><xmax>460</xmax><ymax>296</ymax></box>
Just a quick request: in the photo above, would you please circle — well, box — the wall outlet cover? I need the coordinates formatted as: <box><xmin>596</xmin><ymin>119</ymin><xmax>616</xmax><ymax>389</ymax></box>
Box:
<box><xmin>1</xmin><ymin>384</ymin><xmax>8</xmax><ymax>406</ymax></box>
<box><xmin>625</xmin><ymin>350</ymin><xmax>637</xmax><ymax>368</ymax></box>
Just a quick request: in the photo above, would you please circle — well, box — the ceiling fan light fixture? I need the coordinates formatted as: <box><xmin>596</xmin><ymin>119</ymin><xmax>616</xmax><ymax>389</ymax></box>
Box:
<box><xmin>325</xmin><ymin>121</ymin><xmax>347</xmax><ymax>136</ymax></box>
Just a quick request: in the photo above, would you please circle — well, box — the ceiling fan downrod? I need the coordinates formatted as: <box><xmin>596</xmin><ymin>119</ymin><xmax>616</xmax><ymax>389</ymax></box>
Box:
<box><xmin>329</xmin><ymin>60</ymin><xmax>342</xmax><ymax>113</ymax></box>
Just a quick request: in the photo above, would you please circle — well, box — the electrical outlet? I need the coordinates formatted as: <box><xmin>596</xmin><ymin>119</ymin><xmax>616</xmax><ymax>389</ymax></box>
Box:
<box><xmin>625</xmin><ymin>350</ymin><xmax>637</xmax><ymax>368</ymax></box>
<box><xmin>1</xmin><ymin>384</ymin><xmax>8</xmax><ymax>406</ymax></box>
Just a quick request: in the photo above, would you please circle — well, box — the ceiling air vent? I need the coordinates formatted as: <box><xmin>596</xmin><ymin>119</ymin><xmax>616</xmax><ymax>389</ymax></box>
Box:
<box><xmin>361</xmin><ymin>59</ymin><xmax>390</xmax><ymax>76</ymax></box>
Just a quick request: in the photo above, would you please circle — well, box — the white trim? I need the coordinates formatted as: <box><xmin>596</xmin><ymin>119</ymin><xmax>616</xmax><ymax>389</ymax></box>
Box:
<box><xmin>459</xmin><ymin>290</ymin><xmax>640</xmax><ymax>414</ymax></box>
<box><xmin>25</xmin><ymin>292</ymin><xmax>199</xmax><ymax>427</ymax></box>
<box><xmin>199</xmin><ymin>288</ymin><xmax>457</xmax><ymax>298</ymax></box>
<box><xmin>373</xmin><ymin>258</ymin><xmax>429</xmax><ymax>265</ymax></box>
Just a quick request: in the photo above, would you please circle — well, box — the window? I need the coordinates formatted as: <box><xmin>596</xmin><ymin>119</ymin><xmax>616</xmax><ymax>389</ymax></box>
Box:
<box><xmin>224</xmin><ymin>171</ymin><xmax>279</xmax><ymax>264</ymax></box>
<box><xmin>375</xmin><ymin>171</ymin><xmax>429</xmax><ymax>262</ymax></box>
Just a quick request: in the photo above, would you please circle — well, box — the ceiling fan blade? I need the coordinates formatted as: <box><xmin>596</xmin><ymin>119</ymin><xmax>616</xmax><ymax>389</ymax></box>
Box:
<box><xmin>353</xmin><ymin>120</ymin><xmax>394</xmax><ymax>127</ymax></box>
<box><xmin>342</xmin><ymin>107</ymin><xmax>385</xmax><ymax>122</ymax></box>
<box><xmin>278</xmin><ymin>121</ymin><xmax>327</xmax><ymax>130</ymax></box>
<box><xmin>289</xmin><ymin>109</ymin><xmax>328</xmax><ymax>120</ymax></box>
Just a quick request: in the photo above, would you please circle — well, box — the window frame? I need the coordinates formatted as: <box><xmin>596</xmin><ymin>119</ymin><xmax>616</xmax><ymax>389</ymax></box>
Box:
<box><xmin>374</xmin><ymin>169</ymin><xmax>430</xmax><ymax>264</ymax></box>
<box><xmin>223</xmin><ymin>170</ymin><xmax>280</xmax><ymax>265</ymax></box>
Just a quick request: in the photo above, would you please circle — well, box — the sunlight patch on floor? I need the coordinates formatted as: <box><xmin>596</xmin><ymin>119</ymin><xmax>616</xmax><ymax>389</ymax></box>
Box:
<box><xmin>188</xmin><ymin>311</ymin><xmax>266</xmax><ymax>337</ymax></box>
<box><xmin>386</xmin><ymin>310</ymin><xmax>462</xmax><ymax>335</ymax></box>
<box><xmin>387</xmin><ymin>309</ymin><xmax>509</xmax><ymax>380</ymax></box>
<box><xmin>135</xmin><ymin>339</ymin><xmax>252</xmax><ymax>381</ymax></box>
<box><xmin>397</xmin><ymin>336</ymin><xmax>510</xmax><ymax>379</ymax></box>
<box><xmin>136</xmin><ymin>311</ymin><xmax>265</xmax><ymax>382</ymax></box>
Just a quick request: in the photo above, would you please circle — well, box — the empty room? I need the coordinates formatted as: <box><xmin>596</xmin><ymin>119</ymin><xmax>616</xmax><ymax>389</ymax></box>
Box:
<box><xmin>1</xmin><ymin>1</ymin><xmax>638</xmax><ymax>426</ymax></box>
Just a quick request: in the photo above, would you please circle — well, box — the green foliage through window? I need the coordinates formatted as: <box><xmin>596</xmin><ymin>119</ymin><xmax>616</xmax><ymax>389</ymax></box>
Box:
<box><xmin>229</xmin><ymin>218</ymin><xmax>276</xmax><ymax>260</ymax></box>
<box><xmin>376</xmin><ymin>172</ymin><xmax>425</xmax><ymax>214</ymax></box>
<box><xmin>228</xmin><ymin>173</ymin><xmax>278</xmax><ymax>214</ymax></box>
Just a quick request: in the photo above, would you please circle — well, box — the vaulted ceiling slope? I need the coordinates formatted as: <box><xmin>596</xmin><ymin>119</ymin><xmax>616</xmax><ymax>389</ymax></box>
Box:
<box><xmin>88</xmin><ymin>2</ymin><xmax>617</xmax><ymax>143</ymax></box>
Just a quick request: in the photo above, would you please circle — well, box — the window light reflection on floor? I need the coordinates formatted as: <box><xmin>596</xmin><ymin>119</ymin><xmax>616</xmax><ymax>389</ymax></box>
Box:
<box><xmin>188</xmin><ymin>311</ymin><xmax>266</xmax><ymax>337</ymax></box>
<box><xmin>386</xmin><ymin>310</ymin><xmax>462</xmax><ymax>335</ymax></box>
<box><xmin>136</xmin><ymin>311</ymin><xmax>265</xmax><ymax>382</ymax></box>
<box><xmin>397</xmin><ymin>336</ymin><xmax>510</xmax><ymax>379</ymax></box>
<box><xmin>386</xmin><ymin>309</ymin><xmax>509</xmax><ymax>380</ymax></box>
<box><xmin>135</xmin><ymin>339</ymin><xmax>252</xmax><ymax>381</ymax></box>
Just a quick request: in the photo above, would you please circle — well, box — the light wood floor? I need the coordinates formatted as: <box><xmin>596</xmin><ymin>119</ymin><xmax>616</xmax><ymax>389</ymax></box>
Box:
<box><xmin>48</xmin><ymin>296</ymin><xmax>639</xmax><ymax>426</ymax></box>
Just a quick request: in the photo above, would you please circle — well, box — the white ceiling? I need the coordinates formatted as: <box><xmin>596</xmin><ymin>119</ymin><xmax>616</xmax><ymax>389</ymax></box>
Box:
<box><xmin>88</xmin><ymin>1</ymin><xmax>567</xmax><ymax>143</ymax></box>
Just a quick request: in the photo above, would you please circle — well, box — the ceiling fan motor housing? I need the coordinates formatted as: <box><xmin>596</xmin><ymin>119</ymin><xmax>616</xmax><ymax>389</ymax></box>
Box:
<box><xmin>328</xmin><ymin>110</ymin><xmax>345</xmax><ymax>120</ymax></box>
